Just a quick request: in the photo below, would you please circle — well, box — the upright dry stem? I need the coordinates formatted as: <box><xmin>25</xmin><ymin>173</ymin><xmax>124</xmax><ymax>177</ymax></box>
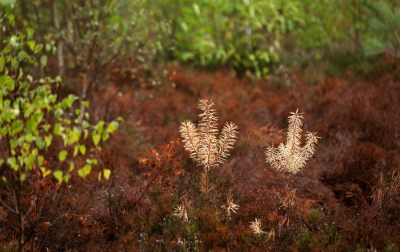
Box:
<box><xmin>180</xmin><ymin>98</ymin><xmax>238</xmax><ymax>197</ymax></box>
<box><xmin>266</xmin><ymin>110</ymin><xmax>319</xmax><ymax>229</ymax></box>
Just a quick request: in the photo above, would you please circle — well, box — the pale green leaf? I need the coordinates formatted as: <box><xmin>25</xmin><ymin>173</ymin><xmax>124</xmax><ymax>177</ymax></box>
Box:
<box><xmin>27</xmin><ymin>40</ymin><xmax>36</xmax><ymax>51</ymax></box>
<box><xmin>7</xmin><ymin>157</ymin><xmax>17</xmax><ymax>171</ymax></box>
<box><xmin>41</xmin><ymin>167</ymin><xmax>51</xmax><ymax>177</ymax></box>
<box><xmin>54</xmin><ymin>170</ymin><xmax>63</xmax><ymax>184</ymax></box>
<box><xmin>34</xmin><ymin>44</ymin><xmax>43</xmax><ymax>54</ymax></box>
<box><xmin>44</xmin><ymin>135</ymin><xmax>52</xmax><ymax>147</ymax></box>
<box><xmin>102</xmin><ymin>131</ymin><xmax>109</xmax><ymax>141</ymax></box>
<box><xmin>0</xmin><ymin>56</ymin><xmax>5</xmax><ymax>72</ymax></box>
<box><xmin>82</xmin><ymin>101</ymin><xmax>89</xmax><ymax>108</ymax></box>
<box><xmin>82</xmin><ymin>121</ymin><xmax>89</xmax><ymax>129</ymax></box>
<box><xmin>103</xmin><ymin>169</ymin><xmax>111</xmax><ymax>180</ymax></box>
<box><xmin>78</xmin><ymin>164</ymin><xmax>91</xmax><ymax>178</ymax></box>
<box><xmin>40</xmin><ymin>55</ymin><xmax>47</xmax><ymax>67</ymax></box>
<box><xmin>106</xmin><ymin>121</ymin><xmax>118</xmax><ymax>133</ymax></box>
<box><xmin>38</xmin><ymin>155</ymin><xmax>44</xmax><ymax>167</ymax></box>
<box><xmin>35</xmin><ymin>138</ymin><xmax>46</xmax><ymax>150</ymax></box>
<box><xmin>79</xmin><ymin>145</ymin><xmax>86</xmax><ymax>155</ymax></box>
<box><xmin>54</xmin><ymin>123</ymin><xmax>63</xmax><ymax>136</ymax></box>
<box><xmin>63</xmin><ymin>174</ymin><xmax>70</xmax><ymax>183</ymax></box>
<box><xmin>73</xmin><ymin>145</ymin><xmax>79</xmax><ymax>157</ymax></box>
<box><xmin>55</xmin><ymin>108</ymin><xmax>63</xmax><ymax>118</ymax></box>
<box><xmin>92</xmin><ymin>134</ymin><xmax>100</xmax><ymax>146</ymax></box>
<box><xmin>59</xmin><ymin>150</ymin><xmax>68</xmax><ymax>162</ymax></box>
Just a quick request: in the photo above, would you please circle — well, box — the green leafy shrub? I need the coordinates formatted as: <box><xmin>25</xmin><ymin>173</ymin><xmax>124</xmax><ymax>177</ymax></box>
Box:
<box><xmin>291</xmin><ymin>0</ymin><xmax>372</xmax><ymax>57</ymax></box>
<box><xmin>289</xmin><ymin>0</ymin><xmax>399</xmax><ymax>60</ymax></box>
<box><xmin>363</xmin><ymin>1</ymin><xmax>400</xmax><ymax>57</ymax></box>
<box><xmin>0</xmin><ymin>4</ymin><xmax>120</xmax><ymax>250</ymax></box>
<box><xmin>16</xmin><ymin>0</ymin><xmax>171</xmax><ymax>97</ymax></box>
<box><xmin>297</xmin><ymin>224</ymin><xmax>345</xmax><ymax>252</ymax></box>
<box><xmin>162</xmin><ymin>0</ymin><xmax>304</xmax><ymax>78</ymax></box>
<box><xmin>0</xmin><ymin>19</ymin><xmax>118</xmax><ymax>183</ymax></box>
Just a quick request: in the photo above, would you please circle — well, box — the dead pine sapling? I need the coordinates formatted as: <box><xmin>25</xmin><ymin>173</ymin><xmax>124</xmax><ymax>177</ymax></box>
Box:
<box><xmin>180</xmin><ymin>97</ymin><xmax>238</xmax><ymax>198</ymax></box>
<box><xmin>265</xmin><ymin>109</ymin><xmax>319</xmax><ymax>227</ymax></box>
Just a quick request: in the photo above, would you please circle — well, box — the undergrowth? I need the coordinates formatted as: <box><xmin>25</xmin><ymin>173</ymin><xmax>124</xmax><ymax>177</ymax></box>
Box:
<box><xmin>1</xmin><ymin>50</ymin><xmax>400</xmax><ymax>252</ymax></box>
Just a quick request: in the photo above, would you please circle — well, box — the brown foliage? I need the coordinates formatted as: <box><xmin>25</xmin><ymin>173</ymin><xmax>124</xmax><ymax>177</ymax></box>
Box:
<box><xmin>2</xmin><ymin>61</ymin><xmax>400</xmax><ymax>251</ymax></box>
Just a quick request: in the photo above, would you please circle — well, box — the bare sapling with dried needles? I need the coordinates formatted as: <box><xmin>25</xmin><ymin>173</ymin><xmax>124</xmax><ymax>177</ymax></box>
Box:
<box><xmin>266</xmin><ymin>109</ymin><xmax>319</xmax><ymax>185</ymax></box>
<box><xmin>180</xmin><ymin>98</ymin><xmax>238</xmax><ymax>198</ymax></box>
<box><xmin>265</xmin><ymin>109</ymin><xmax>319</xmax><ymax>227</ymax></box>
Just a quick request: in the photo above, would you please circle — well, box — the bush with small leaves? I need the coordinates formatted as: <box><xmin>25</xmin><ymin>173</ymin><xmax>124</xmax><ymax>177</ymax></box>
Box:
<box><xmin>163</xmin><ymin>0</ymin><xmax>303</xmax><ymax>78</ymax></box>
<box><xmin>0</xmin><ymin>5</ymin><xmax>120</xmax><ymax>251</ymax></box>
<box><xmin>363</xmin><ymin>1</ymin><xmax>400</xmax><ymax>57</ymax></box>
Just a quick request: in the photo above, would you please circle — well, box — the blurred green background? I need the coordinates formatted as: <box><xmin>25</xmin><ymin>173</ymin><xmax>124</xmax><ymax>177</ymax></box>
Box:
<box><xmin>2</xmin><ymin>0</ymin><xmax>400</xmax><ymax>80</ymax></box>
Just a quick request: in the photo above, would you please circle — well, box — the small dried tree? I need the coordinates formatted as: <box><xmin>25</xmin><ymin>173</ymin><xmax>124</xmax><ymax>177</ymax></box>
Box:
<box><xmin>265</xmin><ymin>110</ymin><xmax>319</xmax><ymax>226</ymax></box>
<box><xmin>180</xmin><ymin>98</ymin><xmax>238</xmax><ymax>197</ymax></box>
<box><xmin>266</xmin><ymin>109</ymin><xmax>319</xmax><ymax>185</ymax></box>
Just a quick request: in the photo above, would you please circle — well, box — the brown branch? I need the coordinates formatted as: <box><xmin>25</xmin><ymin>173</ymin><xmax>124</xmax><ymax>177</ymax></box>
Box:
<box><xmin>0</xmin><ymin>199</ymin><xmax>18</xmax><ymax>215</ymax></box>
<box><xmin>131</xmin><ymin>148</ymin><xmax>171</xmax><ymax>211</ymax></box>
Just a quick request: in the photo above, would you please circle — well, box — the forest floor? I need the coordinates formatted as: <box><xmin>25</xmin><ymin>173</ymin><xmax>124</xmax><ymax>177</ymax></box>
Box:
<box><xmin>1</xmin><ymin>56</ymin><xmax>400</xmax><ymax>251</ymax></box>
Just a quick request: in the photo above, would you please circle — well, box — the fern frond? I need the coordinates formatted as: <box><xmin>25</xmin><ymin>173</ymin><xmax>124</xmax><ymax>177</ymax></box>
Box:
<box><xmin>216</xmin><ymin>122</ymin><xmax>238</xmax><ymax>165</ymax></box>
<box><xmin>180</xmin><ymin>120</ymin><xmax>200</xmax><ymax>162</ymax></box>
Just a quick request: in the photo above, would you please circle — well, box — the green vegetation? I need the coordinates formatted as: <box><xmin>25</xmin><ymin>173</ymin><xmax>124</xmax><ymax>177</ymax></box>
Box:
<box><xmin>0</xmin><ymin>2</ymin><xmax>120</xmax><ymax>250</ymax></box>
<box><xmin>158</xmin><ymin>0</ymin><xmax>302</xmax><ymax>77</ymax></box>
<box><xmin>7</xmin><ymin>0</ymin><xmax>400</xmax><ymax>79</ymax></box>
<box><xmin>1</xmin><ymin>0</ymin><xmax>400</xmax><ymax>251</ymax></box>
<box><xmin>156</xmin><ymin>0</ymin><xmax>399</xmax><ymax>77</ymax></box>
